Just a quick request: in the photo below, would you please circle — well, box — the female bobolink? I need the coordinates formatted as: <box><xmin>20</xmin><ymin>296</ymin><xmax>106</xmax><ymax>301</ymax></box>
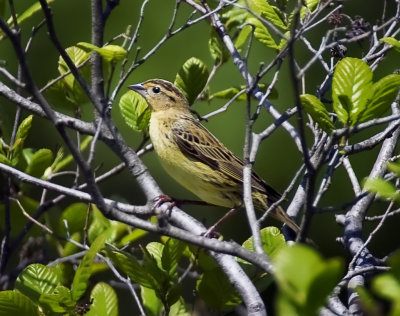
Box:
<box><xmin>129</xmin><ymin>79</ymin><xmax>300</xmax><ymax>233</ymax></box>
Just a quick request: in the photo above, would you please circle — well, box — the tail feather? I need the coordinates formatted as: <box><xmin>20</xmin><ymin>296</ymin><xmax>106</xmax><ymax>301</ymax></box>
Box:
<box><xmin>270</xmin><ymin>205</ymin><xmax>300</xmax><ymax>233</ymax></box>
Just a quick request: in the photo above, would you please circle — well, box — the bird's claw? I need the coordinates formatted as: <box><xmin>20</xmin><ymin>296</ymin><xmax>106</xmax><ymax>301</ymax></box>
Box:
<box><xmin>152</xmin><ymin>194</ymin><xmax>177</xmax><ymax>214</ymax></box>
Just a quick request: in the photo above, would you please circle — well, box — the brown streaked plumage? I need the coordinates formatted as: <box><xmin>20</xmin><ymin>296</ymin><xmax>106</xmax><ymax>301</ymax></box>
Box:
<box><xmin>128</xmin><ymin>79</ymin><xmax>300</xmax><ymax>233</ymax></box>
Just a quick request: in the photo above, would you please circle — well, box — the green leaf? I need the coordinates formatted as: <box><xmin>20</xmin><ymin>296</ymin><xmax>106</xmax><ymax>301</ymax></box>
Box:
<box><xmin>119</xmin><ymin>227</ymin><xmax>149</xmax><ymax>245</ymax></box>
<box><xmin>142</xmin><ymin>243</ymin><xmax>169</xmax><ymax>290</ymax></box>
<box><xmin>0</xmin><ymin>290</ymin><xmax>39</xmax><ymax>316</ymax></box>
<box><xmin>88</xmin><ymin>205</ymin><xmax>128</xmax><ymax>244</ymax></box>
<box><xmin>162</xmin><ymin>238</ymin><xmax>186</xmax><ymax>279</ymax></box>
<box><xmin>52</xmin><ymin>136</ymin><xmax>92</xmax><ymax>173</ymax></box>
<box><xmin>235</xmin><ymin>24</ymin><xmax>252</xmax><ymax>52</ymax></box>
<box><xmin>170</xmin><ymin>297</ymin><xmax>190</xmax><ymax>316</ymax></box>
<box><xmin>222</xmin><ymin>6</ymin><xmax>248</xmax><ymax>31</ymax></box>
<box><xmin>304</xmin><ymin>0</ymin><xmax>319</xmax><ymax>11</ymax></box>
<box><xmin>57</xmin><ymin>46</ymin><xmax>91</xmax><ymax>105</ymax></box>
<box><xmin>24</xmin><ymin>148</ymin><xmax>53</xmax><ymax>178</ymax></box>
<box><xmin>274</xmin><ymin>245</ymin><xmax>343</xmax><ymax>316</ymax></box>
<box><xmin>246</xmin><ymin>16</ymin><xmax>278</xmax><ymax>49</ymax></box>
<box><xmin>332</xmin><ymin>57</ymin><xmax>373</xmax><ymax>125</ymax></box>
<box><xmin>209</xmin><ymin>28</ymin><xmax>229</xmax><ymax>64</ymax></box>
<box><xmin>300</xmin><ymin>94</ymin><xmax>334</xmax><ymax>133</ymax></box>
<box><xmin>119</xmin><ymin>90</ymin><xmax>150</xmax><ymax>132</ymax></box>
<box><xmin>175</xmin><ymin>57</ymin><xmax>209</xmax><ymax>105</ymax></box>
<box><xmin>197</xmin><ymin>267</ymin><xmax>242</xmax><ymax>311</ymax></box>
<box><xmin>38</xmin><ymin>285</ymin><xmax>75</xmax><ymax>314</ymax></box>
<box><xmin>71</xmin><ymin>234</ymin><xmax>106</xmax><ymax>301</ymax></box>
<box><xmin>58</xmin><ymin>46</ymin><xmax>90</xmax><ymax>76</ymax></box>
<box><xmin>364</xmin><ymin>177</ymin><xmax>399</xmax><ymax>200</ymax></box>
<box><xmin>59</xmin><ymin>203</ymin><xmax>88</xmax><ymax>236</ymax></box>
<box><xmin>240</xmin><ymin>227</ymin><xmax>286</xmax><ymax>263</ymax></box>
<box><xmin>356</xmin><ymin>286</ymin><xmax>381</xmax><ymax>316</ymax></box>
<box><xmin>62</xmin><ymin>232</ymin><xmax>82</xmax><ymax>257</ymax></box>
<box><xmin>381</xmin><ymin>37</ymin><xmax>400</xmax><ymax>54</ymax></box>
<box><xmin>11</xmin><ymin>115</ymin><xmax>33</xmax><ymax>166</ymax></box>
<box><xmin>86</xmin><ymin>282</ymin><xmax>118</xmax><ymax>316</ymax></box>
<box><xmin>300</xmin><ymin>0</ymin><xmax>319</xmax><ymax>18</ymax></box>
<box><xmin>372</xmin><ymin>274</ymin><xmax>400</xmax><ymax>316</ymax></box>
<box><xmin>358</xmin><ymin>74</ymin><xmax>400</xmax><ymax>122</ymax></box>
<box><xmin>248</xmin><ymin>0</ymin><xmax>287</xmax><ymax>30</ymax></box>
<box><xmin>388</xmin><ymin>162</ymin><xmax>400</xmax><ymax>178</ymax></box>
<box><xmin>106</xmin><ymin>247</ymin><xmax>158</xmax><ymax>289</ymax></box>
<box><xmin>141</xmin><ymin>286</ymin><xmax>163</xmax><ymax>316</ymax></box>
<box><xmin>0</xmin><ymin>153</ymin><xmax>11</xmax><ymax>165</ymax></box>
<box><xmin>0</xmin><ymin>0</ymin><xmax>55</xmax><ymax>40</ymax></box>
<box><xmin>15</xmin><ymin>264</ymin><xmax>60</xmax><ymax>303</ymax></box>
<box><xmin>78</xmin><ymin>42</ymin><xmax>127</xmax><ymax>63</ymax></box>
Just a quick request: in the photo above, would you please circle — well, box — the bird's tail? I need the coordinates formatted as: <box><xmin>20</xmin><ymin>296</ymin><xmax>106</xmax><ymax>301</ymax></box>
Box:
<box><xmin>270</xmin><ymin>205</ymin><xmax>300</xmax><ymax>233</ymax></box>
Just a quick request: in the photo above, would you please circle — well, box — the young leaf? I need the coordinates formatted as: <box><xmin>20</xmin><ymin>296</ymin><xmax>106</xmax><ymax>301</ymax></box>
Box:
<box><xmin>235</xmin><ymin>24</ymin><xmax>252</xmax><ymax>52</ymax></box>
<box><xmin>274</xmin><ymin>245</ymin><xmax>343</xmax><ymax>316</ymax></box>
<box><xmin>381</xmin><ymin>37</ymin><xmax>400</xmax><ymax>54</ymax></box>
<box><xmin>372</xmin><ymin>274</ymin><xmax>400</xmax><ymax>316</ymax></box>
<box><xmin>363</xmin><ymin>177</ymin><xmax>398</xmax><ymax>200</ymax></box>
<box><xmin>0</xmin><ymin>290</ymin><xmax>39</xmax><ymax>316</ymax></box>
<box><xmin>196</xmin><ymin>268</ymin><xmax>242</xmax><ymax>311</ymax></box>
<box><xmin>332</xmin><ymin>57</ymin><xmax>373</xmax><ymax>125</ymax></box>
<box><xmin>170</xmin><ymin>297</ymin><xmax>190</xmax><ymax>316</ymax></box>
<box><xmin>209</xmin><ymin>28</ymin><xmax>229</xmax><ymax>64</ymax></box>
<box><xmin>86</xmin><ymin>282</ymin><xmax>118</xmax><ymax>316</ymax></box>
<box><xmin>52</xmin><ymin>136</ymin><xmax>92</xmax><ymax>173</ymax></box>
<box><xmin>24</xmin><ymin>148</ymin><xmax>53</xmax><ymax>179</ymax></box>
<box><xmin>222</xmin><ymin>6</ymin><xmax>248</xmax><ymax>31</ymax></box>
<box><xmin>387</xmin><ymin>161</ymin><xmax>400</xmax><ymax>177</ymax></box>
<box><xmin>71</xmin><ymin>234</ymin><xmax>106</xmax><ymax>301</ymax></box>
<box><xmin>142</xmin><ymin>243</ymin><xmax>169</xmax><ymax>290</ymax></box>
<box><xmin>106</xmin><ymin>248</ymin><xmax>158</xmax><ymax>289</ymax></box>
<box><xmin>78</xmin><ymin>42</ymin><xmax>127</xmax><ymax>63</ymax></box>
<box><xmin>0</xmin><ymin>0</ymin><xmax>55</xmax><ymax>40</ymax></box>
<box><xmin>58</xmin><ymin>46</ymin><xmax>90</xmax><ymax>76</ymax></box>
<box><xmin>300</xmin><ymin>94</ymin><xmax>334</xmax><ymax>133</ymax></box>
<box><xmin>246</xmin><ymin>16</ymin><xmax>278</xmax><ymax>49</ymax></box>
<box><xmin>58</xmin><ymin>203</ymin><xmax>88</xmax><ymax>236</ymax></box>
<box><xmin>239</xmin><ymin>227</ymin><xmax>286</xmax><ymax>264</ymax></box>
<box><xmin>0</xmin><ymin>153</ymin><xmax>11</xmax><ymax>165</ymax></box>
<box><xmin>248</xmin><ymin>0</ymin><xmax>287</xmax><ymax>30</ymax></box>
<box><xmin>38</xmin><ymin>285</ymin><xmax>75</xmax><ymax>314</ymax></box>
<box><xmin>175</xmin><ymin>57</ymin><xmax>209</xmax><ymax>105</ymax></box>
<box><xmin>15</xmin><ymin>264</ymin><xmax>60</xmax><ymax>303</ymax></box>
<box><xmin>11</xmin><ymin>115</ymin><xmax>33</xmax><ymax>166</ymax></box>
<box><xmin>161</xmin><ymin>238</ymin><xmax>186</xmax><ymax>279</ymax></box>
<box><xmin>57</xmin><ymin>46</ymin><xmax>91</xmax><ymax>105</ymax></box>
<box><xmin>358</xmin><ymin>74</ymin><xmax>400</xmax><ymax>123</ymax></box>
<box><xmin>119</xmin><ymin>90</ymin><xmax>150</xmax><ymax>132</ymax></box>
<box><xmin>141</xmin><ymin>286</ymin><xmax>163</xmax><ymax>316</ymax></box>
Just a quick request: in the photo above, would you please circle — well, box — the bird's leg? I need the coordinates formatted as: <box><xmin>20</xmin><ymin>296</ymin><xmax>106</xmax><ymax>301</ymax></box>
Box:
<box><xmin>153</xmin><ymin>195</ymin><xmax>213</xmax><ymax>211</ymax></box>
<box><xmin>202</xmin><ymin>208</ymin><xmax>237</xmax><ymax>238</ymax></box>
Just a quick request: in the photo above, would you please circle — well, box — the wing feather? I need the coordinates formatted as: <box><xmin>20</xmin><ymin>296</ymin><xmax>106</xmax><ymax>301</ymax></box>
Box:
<box><xmin>171</xmin><ymin>117</ymin><xmax>281</xmax><ymax>202</ymax></box>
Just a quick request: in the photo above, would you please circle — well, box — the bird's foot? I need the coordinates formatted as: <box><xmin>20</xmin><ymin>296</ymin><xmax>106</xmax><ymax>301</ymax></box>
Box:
<box><xmin>152</xmin><ymin>194</ymin><xmax>177</xmax><ymax>214</ymax></box>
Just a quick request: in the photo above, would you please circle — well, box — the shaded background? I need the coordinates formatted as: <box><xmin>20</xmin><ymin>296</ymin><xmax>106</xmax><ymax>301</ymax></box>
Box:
<box><xmin>0</xmin><ymin>0</ymin><xmax>399</xmax><ymax>314</ymax></box>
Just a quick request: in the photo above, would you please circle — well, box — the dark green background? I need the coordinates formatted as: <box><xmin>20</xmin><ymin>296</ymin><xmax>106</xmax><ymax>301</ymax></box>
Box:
<box><xmin>0</xmin><ymin>0</ymin><xmax>399</xmax><ymax>314</ymax></box>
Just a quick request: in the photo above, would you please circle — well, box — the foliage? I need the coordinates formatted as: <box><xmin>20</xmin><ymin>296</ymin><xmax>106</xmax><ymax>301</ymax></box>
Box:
<box><xmin>1</xmin><ymin>0</ymin><xmax>400</xmax><ymax>315</ymax></box>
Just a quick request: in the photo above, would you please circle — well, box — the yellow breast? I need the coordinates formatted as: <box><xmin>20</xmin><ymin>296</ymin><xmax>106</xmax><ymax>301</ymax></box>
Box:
<box><xmin>149</xmin><ymin>111</ymin><xmax>239</xmax><ymax>208</ymax></box>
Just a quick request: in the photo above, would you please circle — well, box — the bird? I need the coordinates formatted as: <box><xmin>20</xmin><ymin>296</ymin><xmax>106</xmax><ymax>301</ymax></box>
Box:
<box><xmin>128</xmin><ymin>79</ymin><xmax>300</xmax><ymax>233</ymax></box>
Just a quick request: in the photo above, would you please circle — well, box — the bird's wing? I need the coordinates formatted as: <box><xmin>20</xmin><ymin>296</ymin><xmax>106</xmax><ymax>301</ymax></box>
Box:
<box><xmin>171</xmin><ymin>117</ymin><xmax>281</xmax><ymax>201</ymax></box>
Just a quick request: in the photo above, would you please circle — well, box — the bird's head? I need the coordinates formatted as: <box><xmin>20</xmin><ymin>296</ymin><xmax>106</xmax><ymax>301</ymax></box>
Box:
<box><xmin>128</xmin><ymin>79</ymin><xmax>189</xmax><ymax>112</ymax></box>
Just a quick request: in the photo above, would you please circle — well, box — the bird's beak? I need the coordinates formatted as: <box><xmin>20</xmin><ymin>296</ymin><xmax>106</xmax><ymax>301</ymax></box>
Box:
<box><xmin>128</xmin><ymin>83</ymin><xmax>146</xmax><ymax>97</ymax></box>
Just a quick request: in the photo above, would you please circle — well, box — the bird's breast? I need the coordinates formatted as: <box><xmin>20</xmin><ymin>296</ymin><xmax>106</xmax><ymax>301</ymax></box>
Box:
<box><xmin>149</xmin><ymin>115</ymin><xmax>240</xmax><ymax>208</ymax></box>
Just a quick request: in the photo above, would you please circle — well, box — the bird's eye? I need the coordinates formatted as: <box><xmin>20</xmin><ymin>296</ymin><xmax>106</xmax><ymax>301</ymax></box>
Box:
<box><xmin>152</xmin><ymin>87</ymin><xmax>161</xmax><ymax>93</ymax></box>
